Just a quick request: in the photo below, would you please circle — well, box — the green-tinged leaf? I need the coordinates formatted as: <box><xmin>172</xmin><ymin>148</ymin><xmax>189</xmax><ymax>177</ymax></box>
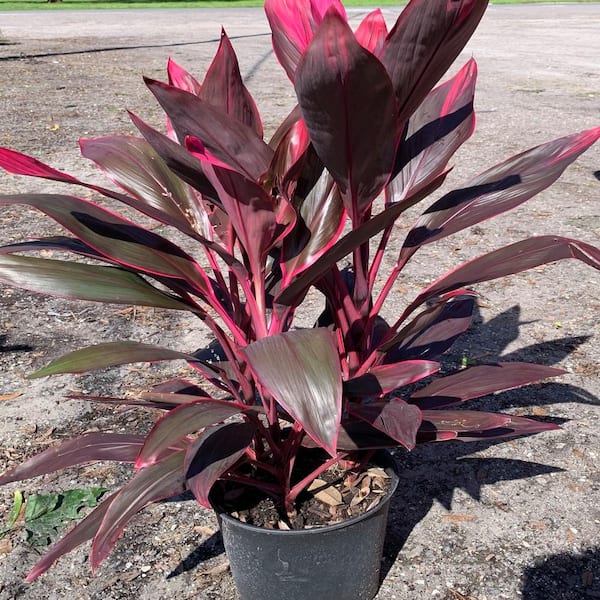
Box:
<box><xmin>0</xmin><ymin>254</ymin><xmax>194</xmax><ymax>311</ymax></box>
<box><xmin>0</xmin><ymin>433</ymin><xmax>145</xmax><ymax>486</ymax></box>
<box><xmin>90</xmin><ymin>451</ymin><xmax>186</xmax><ymax>570</ymax></box>
<box><xmin>29</xmin><ymin>341</ymin><xmax>198</xmax><ymax>379</ymax></box>
<box><xmin>243</xmin><ymin>328</ymin><xmax>342</xmax><ymax>456</ymax></box>
<box><xmin>136</xmin><ymin>399</ymin><xmax>248</xmax><ymax>468</ymax></box>
<box><xmin>409</xmin><ymin>362</ymin><xmax>566</xmax><ymax>409</ymax></box>
<box><xmin>25</xmin><ymin>493</ymin><xmax>117</xmax><ymax>582</ymax></box>
<box><xmin>381</xmin><ymin>0</ymin><xmax>487</xmax><ymax>123</ymax></box>
<box><xmin>24</xmin><ymin>493</ymin><xmax>60</xmax><ymax>523</ymax></box>
<box><xmin>0</xmin><ymin>490</ymin><xmax>24</xmax><ymax>539</ymax></box>
<box><xmin>185</xmin><ymin>422</ymin><xmax>256</xmax><ymax>508</ymax></box>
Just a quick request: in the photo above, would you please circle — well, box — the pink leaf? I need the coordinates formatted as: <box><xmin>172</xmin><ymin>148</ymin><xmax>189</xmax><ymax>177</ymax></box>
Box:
<box><xmin>354</xmin><ymin>9</ymin><xmax>388</xmax><ymax>56</ymax></box>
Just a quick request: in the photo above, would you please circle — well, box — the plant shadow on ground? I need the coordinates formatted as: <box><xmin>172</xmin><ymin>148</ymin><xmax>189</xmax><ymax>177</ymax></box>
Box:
<box><xmin>379</xmin><ymin>303</ymin><xmax>597</xmax><ymax>582</ymax></box>
<box><xmin>164</xmin><ymin>304</ymin><xmax>598</xmax><ymax>582</ymax></box>
<box><xmin>521</xmin><ymin>547</ymin><xmax>600</xmax><ymax>599</ymax></box>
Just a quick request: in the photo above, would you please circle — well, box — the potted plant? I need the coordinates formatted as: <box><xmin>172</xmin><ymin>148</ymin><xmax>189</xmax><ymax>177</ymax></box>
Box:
<box><xmin>0</xmin><ymin>0</ymin><xmax>598</xmax><ymax>598</ymax></box>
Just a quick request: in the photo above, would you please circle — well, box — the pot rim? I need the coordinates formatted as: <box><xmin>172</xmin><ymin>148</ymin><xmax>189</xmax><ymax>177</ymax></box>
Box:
<box><xmin>210</xmin><ymin>449</ymin><xmax>399</xmax><ymax>536</ymax></box>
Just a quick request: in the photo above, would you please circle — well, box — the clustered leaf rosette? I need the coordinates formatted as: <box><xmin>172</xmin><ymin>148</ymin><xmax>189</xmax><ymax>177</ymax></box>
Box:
<box><xmin>0</xmin><ymin>0</ymin><xmax>599</xmax><ymax>582</ymax></box>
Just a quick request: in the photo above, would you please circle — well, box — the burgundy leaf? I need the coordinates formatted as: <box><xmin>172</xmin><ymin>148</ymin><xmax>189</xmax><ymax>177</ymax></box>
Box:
<box><xmin>303</xmin><ymin>419</ymin><xmax>398</xmax><ymax>450</ymax></box>
<box><xmin>281</xmin><ymin>168</ymin><xmax>345</xmax><ymax>285</ymax></box>
<box><xmin>128</xmin><ymin>111</ymin><xmax>218</xmax><ymax>200</ymax></box>
<box><xmin>79</xmin><ymin>135</ymin><xmax>209</xmax><ymax>238</ymax></box>
<box><xmin>380</xmin><ymin>295</ymin><xmax>476</xmax><ymax>360</ymax></box>
<box><xmin>354</xmin><ymin>9</ymin><xmax>388</xmax><ymax>56</ymax></box>
<box><xmin>348</xmin><ymin>399</ymin><xmax>422</xmax><ymax>450</ymax></box>
<box><xmin>136</xmin><ymin>399</ymin><xmax>248</xmax><ymax>468</ymax></box>
<box><xmin>407</xmin><ymin>236</ymin><xmax>600</xmax><ymax>314</ymax></box>
<box><xmin>0</xmin><ymin>434</ymin><xmax>144</xmax><ymax>485</ymax></box>
<box><xmin>91</xmin><ymin>451</ymin><xmax>186</xmax><ymax>570</ymax></box>
<box><xmin>199</xmin><ymin>29</ymin><xmax>263</xmax><ymax>137</ymax></box>
<box><xmin>387</xmin><ymin>59</ymin><xmax>477</xmax><ymax>203</ymax></box>
<box><xmin>275</xmin><ymin>174</ymin><xmax>446</xmax><ymax>307</ymax></box>
<box><xmin>344</xmin><ymin>360</ymin><xmax>440</xmax><ymax>399</ymax></box>
<box><xmin>410</xmin><ymin>362</ymin><xmax>566</xmax><ymax>409</ymax></box>
<box><xmin>25</xmin><ymin>492</ymin><xmax>118</xmax><ymax>582</ymax></box>
<box><xmin>295</xmin><ymin>9</ymin><xmax>397</xmax><ymax>217</ymax></box>
<box><xmin>455</xmin><ymin>415</ymin><xmax>560</xmax><ymax>441</ymax></box>
<box><xmin>0</xmin><ymin>145</ymin><xmax>204</xmax><ymax>236</ymax></box>
<box><xmin>186</xmin><ymin>140</ymin><xmax>291</xmax><ymax>279</ymax></box>
<box><xmin>419</xmin><ymin>409</ymin><xmax>512</xmax><ymax>433</ymax></box>
<box><xmin>265</xmin><ymin>0</ymin><xmax>347</xmax><ymax>81</ymax></box>
<box><xmin>243</xmin><ymin>328</ymin><xmax>342</xmax><ymax>456</ymax></box>
<box><xmin>0</xmin><ymin>254</ymin><xmax>194</xmax><ymax>311</ymax></box>
<box><xmin>0</xmin><ymin>193</ymin><xmax>214</xmax><ymax>297</ymax></box>
<box><xmin>28</xmin><ymin>341</ymin><xmax>198</xmax><ymax>379</ymax></box>
<box><xmin>184</xmin><ymin>422</ymin><xmax>256</xmax><ymax>508</ymax></box>
<box><xmin>380</xmin><ymin>0</ymin><xmax>488</xmax><ymax>123</ymax></box>
<box><xmin>400</xmin><ymin>127</ymin><xmax>600</xmax><ymax>258</ymax></box>
<box><xmin>145</xmin><ymin>78</ymin><xmax>273</xmax><ymax>180</ymax></box>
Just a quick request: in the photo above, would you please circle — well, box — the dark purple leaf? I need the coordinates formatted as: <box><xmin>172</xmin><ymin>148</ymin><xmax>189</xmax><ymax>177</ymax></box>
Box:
<box><xmin>0</xmin><ymin>434</ymin><xmax>144</xmax><ymax>485</ymax></box>
<box><xmin>410</xmin><ymin>362</ymin><xmax>566</xmax><ymax>409</ymax></box>
<box><xmin>295</xmin><ymin>9</ymin><xmax>396</xmax><ymax>217</ymax></box>
<box><xmin>348</xmin><ymin>399</ymin><xmax>422</xmax><ymax>450</ymax></box>
<box><xmin>29</xmin><ymin>341</ymin><xmax>198</xmax><ymax>379</ymax></box>
<box><xmin>90</xmin><ymin>451</ymin><xmax>186</xmax><ymax>570</ymax></box>
<box><xmin>400</xmin><ymin>127</ymin><xmax>600</xmax><ymax>257</ymax></box>
<box><xmin>199</xmin><ymin>29</ymin><xmax>263</xmax><ymax>137</ymax></box>
<box><xmin>380</xmin><ymin>0</ymin><xmax>488</xmax><ymax>123</ymax></box>
<box><xmin>243</xmin><ymin>328</ymin><xmax>342</xmax><ymax>456</ymax></box>
<box><xmin>184</xmin><ymin>422</ymin><xmax>256</xmax><ymax>508</ymax></box>
<box><xmin>345</xmin><ymin>360</ymin><xmax>439</xmax><ymax>398</ymax></box>
<box><xmin>387</xmin><ymin>59</ymin><xmax>476</xmax><ymax>202</ymax></box>
<box><xmin>136</xmin><ymin>399</ymin><xmax>248</xmax><ymax>468</ymax></box>
<box><xmin>0</xmin><ymin>254</ymin><xmax>193</xmax><ymax>311</ymax></box>
<box><xmin>145</xmin><ymin>78</ymin><xmax>273</xmax><ymax>180</ymax></box>
<box><xmin>25</xmin><ymin>492</ymin><xmax>118</xmax><ymax>582</ymax></box>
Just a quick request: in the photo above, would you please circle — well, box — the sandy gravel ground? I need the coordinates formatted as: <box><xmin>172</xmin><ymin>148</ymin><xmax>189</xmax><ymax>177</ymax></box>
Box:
<box><xmin>0</xmin><ymin>4</ymin><xmax>599</xmax><ymax>599</ymax></box>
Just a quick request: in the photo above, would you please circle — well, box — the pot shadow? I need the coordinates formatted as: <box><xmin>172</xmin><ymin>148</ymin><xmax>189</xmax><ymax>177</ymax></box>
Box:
<box><xmin>380</xmin><ymin>303</ymin><xmax>598</xmax><ymax>581</ymax></box>
<box><xmin>166</xmin><ymin>529</ymin><xmax>225</xmax><ymax>579</ymax></box>
<box><xmin>521</xmin><ymin>547</ymin><xmax>600</xmax><ymax>599</ymax></box>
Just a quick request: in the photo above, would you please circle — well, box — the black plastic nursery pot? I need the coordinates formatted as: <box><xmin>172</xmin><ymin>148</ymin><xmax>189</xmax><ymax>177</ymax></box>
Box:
<box><xmin>211</xmin><ymin>451</ymin><xmax>399</xmax><ymax>600</ymax></box>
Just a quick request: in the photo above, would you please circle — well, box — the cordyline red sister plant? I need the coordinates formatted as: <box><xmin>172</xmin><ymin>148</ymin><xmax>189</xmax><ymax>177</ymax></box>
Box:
<box><xmin>0</xmin><ymin>0</ymin><xmax>599</xmax><ymax>582</ymax></box>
